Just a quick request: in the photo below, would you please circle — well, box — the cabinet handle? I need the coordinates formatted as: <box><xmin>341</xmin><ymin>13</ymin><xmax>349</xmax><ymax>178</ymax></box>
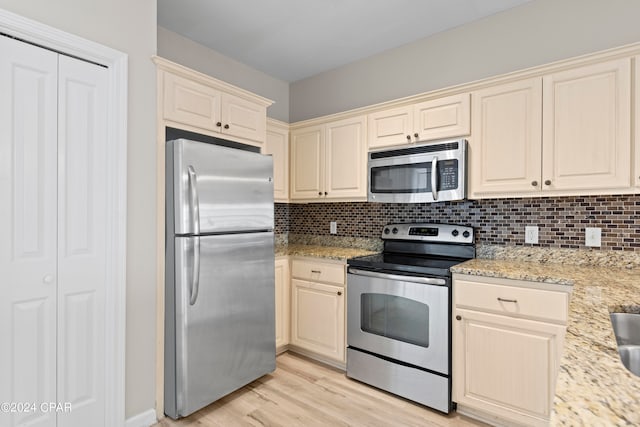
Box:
<box><xmin>324</xmin><ymin>191</ymin><xmax>328</xmax><ymax>196</ymax></box>
<box><xmin>544</xmin><ymin>179</ymin><xmax>551</xmax><ymax>186</ymax></box>
<box><xmin>531</xmin><ymin>180</ymin><xmax>538</xmax><ymax>187</ymax></box>
<box><xmin>311</xmin><ymin>270</ymin><xmax>321</xmax><ymax>274</ymax></box>
<box><xmin>224</xmin><ymin>124</ymin><xmax>230</xmax><ymax>129</ymax></box>
<box><xmin>455</xmin><ymin>315</ymin><xmax>462</xmax><ymax>321</ymax></box>
<box><xmin>414</xmin><ymin>133</ymin><xmax>419</xmax><ymax>138</ymax></box>
<box><xmin>216</xmin><ymin>122</ymin><xmax>222</xmax><ymax>127</ymax></box>
<box><xmin>497</xmin><ymin>297</ymin><xmax>518</xmax><ymax>303</ymax></box>
<box><xmin>337</xmin><ymin>291</ymin><xmax>342</xmax><ymax>296</ymax></box>
<box><xmin>406</xmin><ymin>135</ymin><xmax>411</xmax><ymax>140</ymax></box>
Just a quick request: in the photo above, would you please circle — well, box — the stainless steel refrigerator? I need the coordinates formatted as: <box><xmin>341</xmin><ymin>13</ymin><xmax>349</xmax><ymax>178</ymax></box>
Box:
<box><xmin>164</xmin><ymin>138</ymin><xmax>276</xmax><ymax>419</ymax></box>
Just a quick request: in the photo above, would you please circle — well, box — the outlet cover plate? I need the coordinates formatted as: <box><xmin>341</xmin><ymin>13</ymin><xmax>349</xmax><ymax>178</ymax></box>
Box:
<box><xmin>330</xmin><ymin>221</ymin><xmax>337</xmax><ymax>234</ymax></box>
<box><xmin>525</xmin><ymin>226</ymin><xmax>539</xmax><ymax>244</ymax></box>
<box><xmin>585</xmin><ymin>227</ymin><xmax>601</xmax><ymax>247</ymax></box>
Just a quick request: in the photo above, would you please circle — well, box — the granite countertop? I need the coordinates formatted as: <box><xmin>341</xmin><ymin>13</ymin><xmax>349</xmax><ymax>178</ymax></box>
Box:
<box><xmin>275</xmin><ymin>243</ymin><xmax>378</xmax><ymax>261</ymax></box>
<box><xmin>451</xmin><ymin>257</ymin><xmax>640</xmax><ymax>426</ymax></box>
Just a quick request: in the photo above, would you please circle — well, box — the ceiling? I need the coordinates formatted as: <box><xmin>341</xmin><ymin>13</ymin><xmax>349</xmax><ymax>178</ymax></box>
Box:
<box><xmin>157</xmin><ymin>0</ymin><xmax>532</xmax><ymax>83</ymax></box>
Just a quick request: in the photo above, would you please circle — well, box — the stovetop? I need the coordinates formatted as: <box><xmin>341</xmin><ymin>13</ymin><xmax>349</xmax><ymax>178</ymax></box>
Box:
<box><xmin>347</xmin><ymin>252</ymin><xmax>467</xmax><ymax>278</ymax></box>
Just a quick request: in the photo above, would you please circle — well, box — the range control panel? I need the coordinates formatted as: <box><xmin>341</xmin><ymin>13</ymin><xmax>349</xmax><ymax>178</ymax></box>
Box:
<box><xmin>381</xmin><ymin>223</ymin><xmax>474</xmax><ymax>244</ymax></box>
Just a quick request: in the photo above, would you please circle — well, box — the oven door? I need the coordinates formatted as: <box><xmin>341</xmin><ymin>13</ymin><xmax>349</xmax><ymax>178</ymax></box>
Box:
<box><xmin>347</xmin><ymin>268</ymin><xmax>449</xmax><ymax>375</ymax></box>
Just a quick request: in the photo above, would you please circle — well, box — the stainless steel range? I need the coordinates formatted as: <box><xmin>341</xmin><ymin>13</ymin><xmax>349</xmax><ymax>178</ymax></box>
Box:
<box><xmin>346</xmin><ymin>223</ymin><xmax>475</xmax><ymax>413</ymax></box>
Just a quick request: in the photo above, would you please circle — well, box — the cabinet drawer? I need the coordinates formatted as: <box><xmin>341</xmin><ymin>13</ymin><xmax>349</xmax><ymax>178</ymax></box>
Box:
<box><xmin>455</xmin><ymin>279</ymin><xmax>568</xmax><ymax>323</ymax></box>
<box><xmin>291</xmin><ymin>259</ymin><xmax>345</xmax><ymax>285</ymax></box>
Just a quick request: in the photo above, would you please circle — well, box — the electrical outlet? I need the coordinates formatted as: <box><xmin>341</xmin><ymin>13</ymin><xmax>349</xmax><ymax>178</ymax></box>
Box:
<box><xmin>330</xmin><ymin>221</ymin><xmax>337</xmax><ymax>235</ymax></box>
<box><xmin>585</xmin><ymin>227</ymin><xmax>601</xmax><ymax>247</ymax></box>
<box><xmin>525</xmin><ymin>226</ymin><xmax>538</xmax><ymax>244</ymax></box>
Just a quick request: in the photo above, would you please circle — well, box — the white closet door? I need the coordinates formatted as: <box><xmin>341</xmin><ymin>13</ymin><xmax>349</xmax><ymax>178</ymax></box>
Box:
<box><xmin>56</xmin><ymin>56</ymin><xmax>108</xmax><ymax>427</ymax></box>
<box><xmin>0</xmin><ymin>37</ymin><xmax>59</xmax><ymax>427</ymax></box>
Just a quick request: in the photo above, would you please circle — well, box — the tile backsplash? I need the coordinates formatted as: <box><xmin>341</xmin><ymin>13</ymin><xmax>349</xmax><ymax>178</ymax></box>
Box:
<box><xmin>275</xmin><ymin>194</ymin><xmax>640</xmax><ymax>251</ymax></box>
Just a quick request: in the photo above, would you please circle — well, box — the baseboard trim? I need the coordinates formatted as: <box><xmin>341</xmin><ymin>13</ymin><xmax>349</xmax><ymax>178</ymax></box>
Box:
<box><xmin>125</xmin><ymin>409</ymin><xmax>157</xmax><ymax>427</ymax></box>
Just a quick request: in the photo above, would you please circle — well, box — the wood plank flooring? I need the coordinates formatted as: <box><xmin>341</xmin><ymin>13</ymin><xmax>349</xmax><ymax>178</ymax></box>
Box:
<box><xmin>155</xmin><ymin>352</ymin><xmax>487</xmax><ymax>427</ymax></box>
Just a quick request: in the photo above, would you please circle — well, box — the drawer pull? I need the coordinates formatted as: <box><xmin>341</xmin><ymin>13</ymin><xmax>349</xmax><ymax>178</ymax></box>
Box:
<box><xmin>311</xmin><ymin>270</ymin><xmax>321</xmax><ymax>274</ymax></box>
<box><xmin>455</xmin><ymin>315</ymin><xmax>462</xmax><ymax>321</ymax></box>
<box><xmin>497</xmin><ymin>297</ymin><xmax>518</xmax><ymax>303</ymax></box>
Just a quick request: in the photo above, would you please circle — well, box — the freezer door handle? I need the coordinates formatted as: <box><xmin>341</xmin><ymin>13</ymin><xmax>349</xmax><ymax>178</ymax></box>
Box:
<box><xmin>190</xmin><ymin>236</ymin><xmax>200</xmax><ymax>305</ymax></box>
<box><xmin>187</xmin><ymin>165</ymin><xmax>200</xmax><ymax>235</ymax></box>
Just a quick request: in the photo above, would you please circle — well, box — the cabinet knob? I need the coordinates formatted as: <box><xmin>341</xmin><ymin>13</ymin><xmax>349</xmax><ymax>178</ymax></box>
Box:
<box><xmin>531</xmin><ymin>180</ymin><xmax>538</xmax><ymax>187</ymax></box>
<box><xmin>318</xmin><ymin>192</ymin><xmax>322</xmax><ymax>196</ymax></box>
<box><xmin>43</xmin><ymin>274</ymin><xmax>54</xmax><ymax>284</ymax></box>
<box><xmin>414</xmin><ymin>133</ymin><xmax>419</xmax><ymax>138</ymax></box>
<box><xmin>406</xmin><ymin>135</ymin><xmax>411</xmax><ymax>140</ymax></box>
<box><xmin>544</xmin><ymin>179</ymin><xmax>551</xmax><ymax>186</ymax></box>
<box><xmin>337</xmin><ymin>291</ymin><xmax>342</xmax><ymax>296</ymax></box>
<box><xmin>216</xmin><ymin>122</ymin><xmax>222</xmax><ymax>127</ymax></box>
<box><xmin>224</xmin><ymin>124</ymin><xmax>229</xmax><ymax>129</ymax></box>
<box><xmin>324</xmin><ymin>191</ymin><xmax>328</xmax><ymax>196</ymax></box>
<box><xmin>455</xmin><ymin>315</ymin><xmax>462</xmax><ymax>321</ymax></box>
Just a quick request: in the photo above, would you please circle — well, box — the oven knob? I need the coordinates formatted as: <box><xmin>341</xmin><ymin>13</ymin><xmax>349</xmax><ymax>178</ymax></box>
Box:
<box><xmin>451</xmin><ymin>229</ymin><xmax>459</xmax><ymax>237</ymax></box>
<box><xmin>392</xmin><ymin>227</ymin><xmax>398</xmax><ymax>234</ymax></box>
<box><xmin>384</xmin><ymin>227</ymin><xmax>390</xmax><ymax>235</ymax></box>
<box><xmin>462</xmin><ymin>230</ymin><xmax>470</xmax><ymax>238</ymax></box>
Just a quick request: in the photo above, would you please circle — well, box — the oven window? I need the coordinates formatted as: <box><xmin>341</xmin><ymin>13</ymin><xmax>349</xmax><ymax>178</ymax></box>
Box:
<box><xmin>360</xmin><ymin>293</ymin><xmax>429</xmax><ymax>347</ymax></box>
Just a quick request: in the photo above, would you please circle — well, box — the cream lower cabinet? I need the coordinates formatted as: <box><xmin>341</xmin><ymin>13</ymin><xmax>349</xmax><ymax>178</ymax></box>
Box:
<box><xmin>274</xmin><ymin>257</ymin><xmax>290</xmax><ymax>352</ymax></box>
<box><xmin>367</xmin><ymin>93</ymin><xmax>470</xmax><ymax>149</ymax></box>
<box><xmin>290</xmin><ymin>258</ymin><xmax>346</xmax><ymax>365</ymax></box>
<box><xmin>290</xmin><ymin>116</ymin><xmax>367</xmax><ymax>201</ymax></box>
<box><xmin>470</xmin><ymin>57</ymin><xmax>632</xmax><ymax>198</ymax></box>
<box><xmin>453</xmin><ymin>275</ymin><xmax>569</xmax><ymax>427</ymax></box>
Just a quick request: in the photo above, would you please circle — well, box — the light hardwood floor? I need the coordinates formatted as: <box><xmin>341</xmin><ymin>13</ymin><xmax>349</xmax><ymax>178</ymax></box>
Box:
<box><xmin>155</xmin><ymin>352</ymin><xmax>487</xmax><ymax>427</ymax></box>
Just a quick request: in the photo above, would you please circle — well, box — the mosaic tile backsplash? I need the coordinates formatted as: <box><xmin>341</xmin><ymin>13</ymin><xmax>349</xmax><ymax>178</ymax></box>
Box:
<box><xmin>275</xmin><ymin>194</ymin><xmax>640</xmax><ymax>251</ymax></box>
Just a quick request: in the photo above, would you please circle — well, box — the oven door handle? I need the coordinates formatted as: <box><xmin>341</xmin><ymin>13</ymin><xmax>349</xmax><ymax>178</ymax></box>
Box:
<box><xmin>348</xmin><ymin>268</ymin><xmax>447</xmax><ymax>286</ymax></box>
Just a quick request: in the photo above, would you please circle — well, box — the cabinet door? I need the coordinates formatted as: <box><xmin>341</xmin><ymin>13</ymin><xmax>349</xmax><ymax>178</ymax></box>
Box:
<box><xmin>274</xmin><ymin>258</ymin><xmax>290</xmax><ymax>350</ymax></box>
<box><xmin>291</xmin><ymin>279</ymin><xmax>345</xmax><ymax>363</ymax></box>
<box><xmin>290</xmin><ymin>126</ymin><xmax>324</xmax><ymax>199</ymax></box>
<box><xmin>221</xmin><ymin>92</ymin><xmax>266</xmax><ymax>144</ymax></box>
<box><xmin>543</xmin><ymin>58</ymin><xmax>631</xmax><ymax>191</ymax></box>
<box><xmin>413</xmin><ymin>93</ymin><xmax>470</xmax><ymax>141</ymax></box>
<box><xmin>367</xmin><ymin>106</ymin><xmax>413</xmax><ymax>149</ymax></box>
<box><xmin>0</xmin><ymin>36</ymin><xmax>58</xmax><ymax>427</ymax></box>
<box><xmin>453</xmin><ymin>308</ymin><xmax>564</xmax><ymax>426</ymax></box>
<box><xmin>265</xmin><ymin>122</ymin><xmax>289</xmax><ymax>202</ymax></box>
<box><xmin>635</xmin><ymin>56</ymin><xmax>640</xmax><ymax>189</ymax></box>
<box><xmin>469</xmin><ymin>78</ymin><xmax>542</xmax><ymax>197</ymax></box>
<box><xmin>325</xmin><ymin>116</ymin><xmax>367</xmax><ymax>200</ymax></box>
<box><xmin>163</xmin><ymin>71</ymin><xmax>221</xmax><ymax>132</ymax></box>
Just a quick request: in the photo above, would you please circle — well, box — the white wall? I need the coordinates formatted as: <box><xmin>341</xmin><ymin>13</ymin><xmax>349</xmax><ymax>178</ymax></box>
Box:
<box><xmin>290</xmin><ymin>0</ymin><xmax>640</xmax><ymax>122</ymax></box>
<box><xmin>158</xmin><ymin>26</ymin><xmax>290</xmax><ymax>123</ymax></box>
<box><xmin>0</xmin><ymin>0</ymin><xmax>157</xmax><ymax>420</ymax></box>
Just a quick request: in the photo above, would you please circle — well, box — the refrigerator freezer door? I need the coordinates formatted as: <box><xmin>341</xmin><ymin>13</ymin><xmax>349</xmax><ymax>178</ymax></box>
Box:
<box><xmin>170</xmin><ymin>139</ymin><xmax>274</xmax><ymax>235</ymax></box>
<box><xmin>171</xmin><ymin>232</ymin><xmax>275</xmax><ymax>418</ymax></box>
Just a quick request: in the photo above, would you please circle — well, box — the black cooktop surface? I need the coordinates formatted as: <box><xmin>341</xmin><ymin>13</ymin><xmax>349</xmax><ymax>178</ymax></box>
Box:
<box><xmin>347</xmin><ymin>252</ymin><xmax>467</xmax><ymax>278</ymax></box>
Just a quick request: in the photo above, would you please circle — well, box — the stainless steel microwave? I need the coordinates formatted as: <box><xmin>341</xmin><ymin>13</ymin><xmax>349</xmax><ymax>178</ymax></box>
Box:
<box><xmin>368</xmin><ymin>139</ymin><xmax>467</xmax><ymax>203</ymax></box>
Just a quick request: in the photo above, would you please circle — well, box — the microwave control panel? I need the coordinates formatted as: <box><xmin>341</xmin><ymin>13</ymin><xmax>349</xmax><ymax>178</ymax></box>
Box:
<box><xmin>437</xmin><ymin>159</ymin><xmax>458</xmax><ymax>190</ymax></box>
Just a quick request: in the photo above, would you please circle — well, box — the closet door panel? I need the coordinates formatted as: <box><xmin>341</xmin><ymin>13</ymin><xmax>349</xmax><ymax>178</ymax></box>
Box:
<box><xmin>57</xmin><ymin>56</ymin><xmax>109</xmax><ymax>427</ymax></box>
<box><xmin>0</xmin><ymin>36</ymin><xmax>58</xmax><ymax>427</ymax></box>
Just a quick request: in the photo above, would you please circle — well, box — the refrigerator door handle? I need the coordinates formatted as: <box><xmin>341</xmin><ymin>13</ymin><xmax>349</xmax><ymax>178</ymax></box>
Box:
<box><xmin>187</xmin><ymin>165</ymin><xmax>200</xmax><ymax>235</ymax></box>
<box><xmin>190</xmin><ymin>236</ymin><xmax>200</xmax><ymax>305</ymax></box>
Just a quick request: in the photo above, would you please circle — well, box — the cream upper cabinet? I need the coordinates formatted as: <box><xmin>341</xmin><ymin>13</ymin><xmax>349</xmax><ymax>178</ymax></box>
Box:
<box><xmin>634</xmin><ymin>55</ymin><xmax>640</xmax><ymax>189</ymax></box>
<box><xmin>452</xmin><ymin>275</ymin><xmax>569</xmax><ymax>427</ymax></box>
<box><xmin>290</xmin><ymin>125</ymin><xmax>324</xmax><ymax>199</ymax></box>
<box><xmin>542</xmin><ymin>58</ymin><xmax>631</xmax><ymax>192</ymax></box>
<box><xmin>367</xmin><ymin>93</ymin><xmax>470</xmax><ymax>149</ymax></box>
<box><xmin>470</xmin><ymin>58</ymin><xmax>632</xmax><ymax>198</ymax></box>
<box><xmin>157</xmin><ymin>57</ymin><xmax>272</xmax><ymax>147</ymax></box>
<box><xmin>469</xmin><ymin>78</ymin><xmax>543</xmax><ymax>197</ymax></box>
<box><xmin>274</xmin><ymin>257</ymin><xmax>290</xmax><ymax>352</ymax></box>
<box><xmin>290</xmin><ymin>258</ymin><xmax>346</xmax><ymax>364</ymax></box>
<box><xmin>265</xmin><ymin>119</ymin><xmax>290</xmax><ymax>202</ymax></box>
<box><xmin>290</xmin><ymin>116</ymin><xmax>367</xmax><ymax>201</ymax></box>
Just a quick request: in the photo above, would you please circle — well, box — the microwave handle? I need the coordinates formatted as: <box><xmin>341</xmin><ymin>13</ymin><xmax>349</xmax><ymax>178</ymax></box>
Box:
<box><xmin>431</xmin><ymin>156</ymin><xmax>438</xmax><ymax>200</ymax></box>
